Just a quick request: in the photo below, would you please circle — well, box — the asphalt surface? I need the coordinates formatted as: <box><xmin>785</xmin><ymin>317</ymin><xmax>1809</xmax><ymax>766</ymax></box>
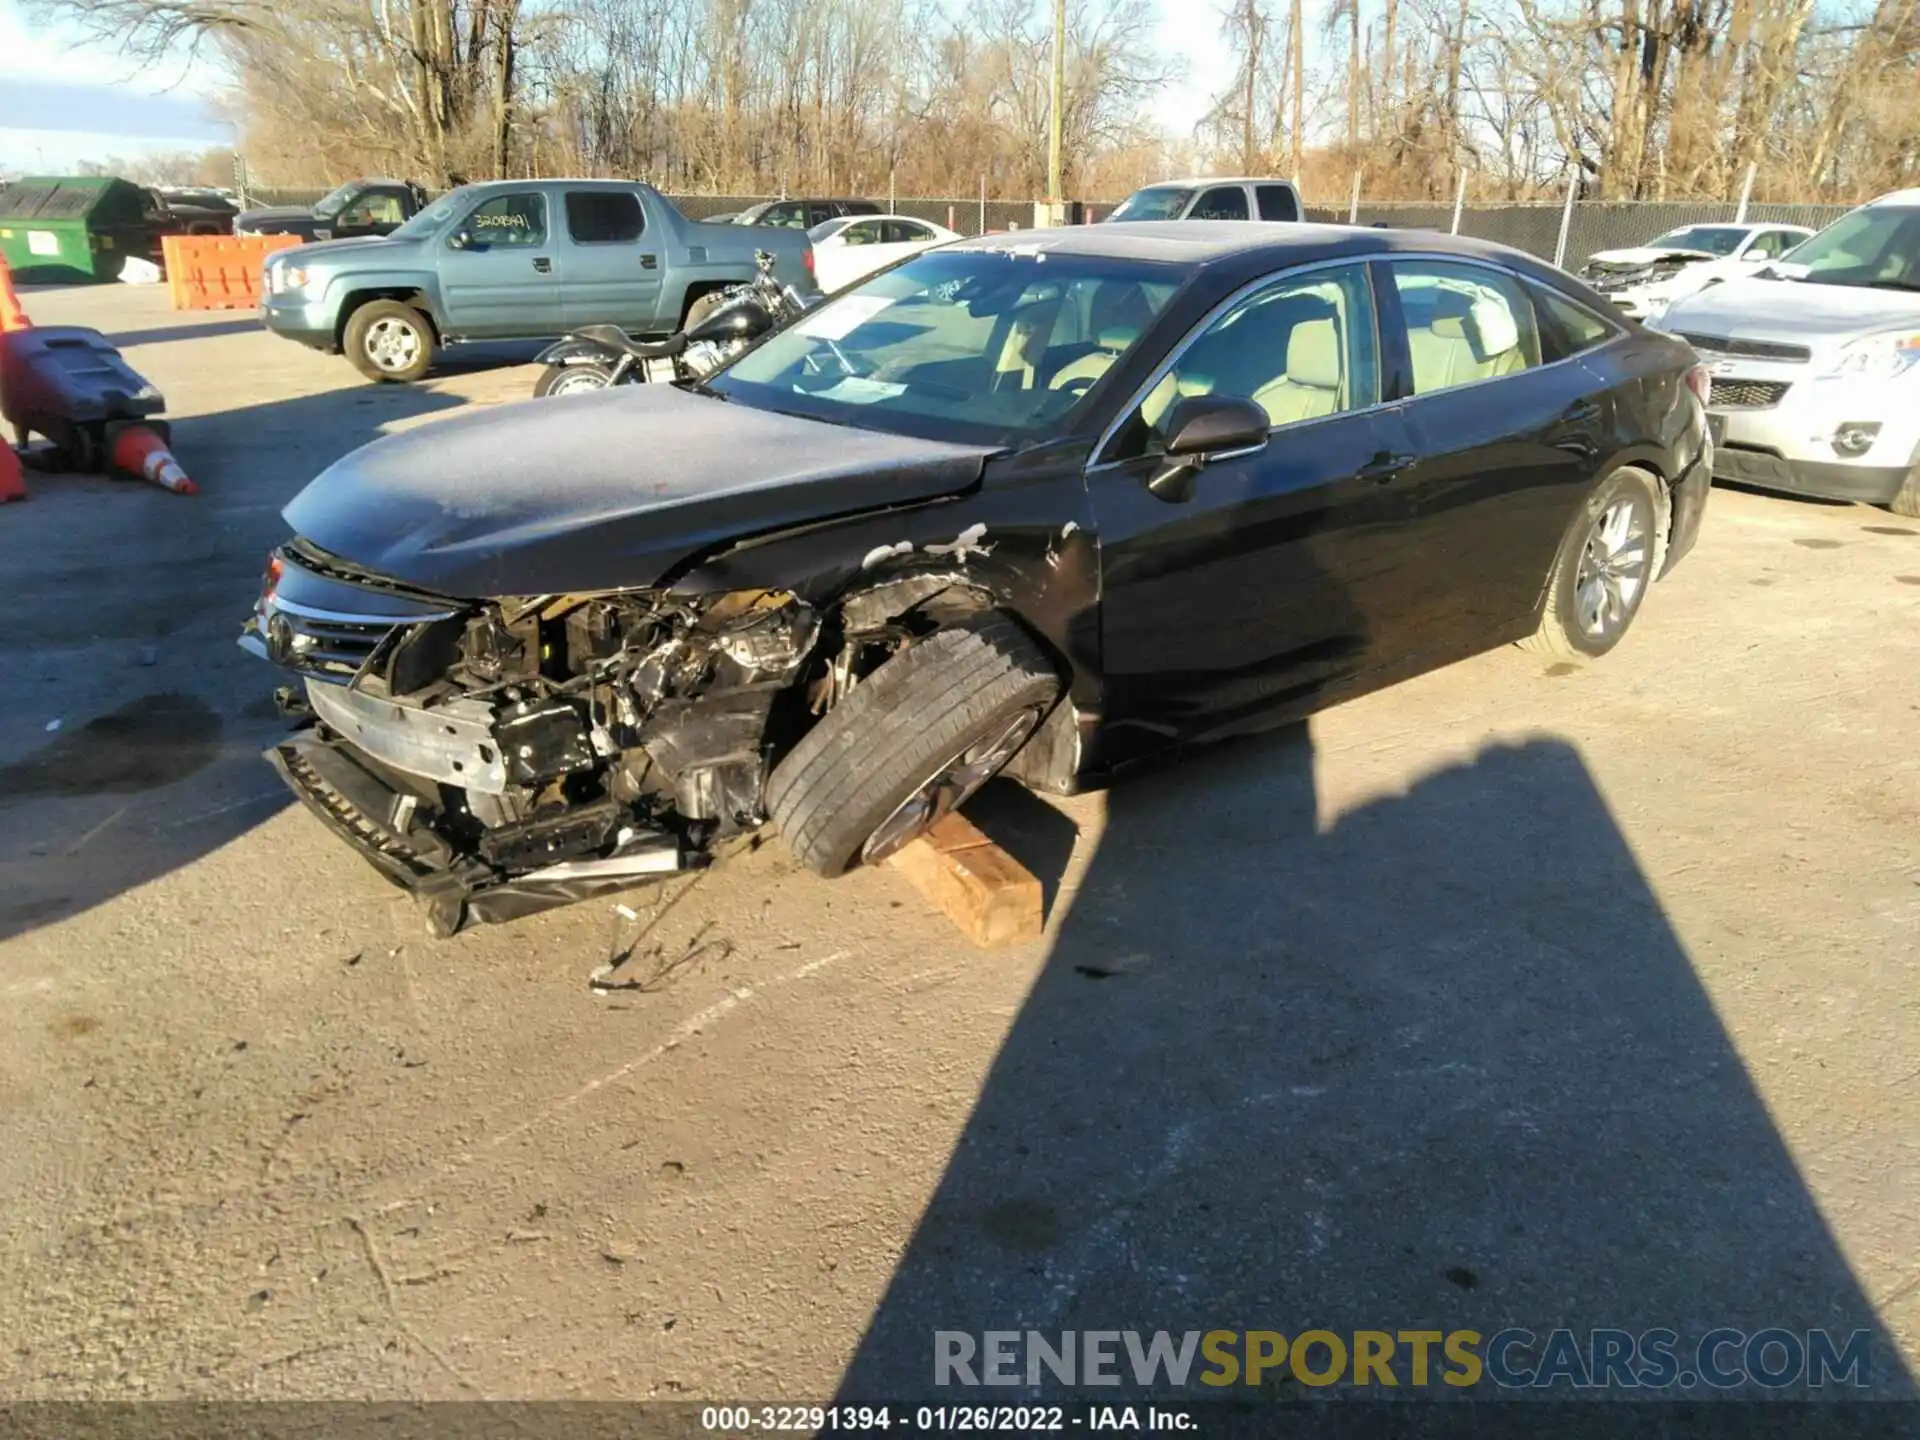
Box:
<box><xmin>1</xmin><ymin>284</ymin><xmax>1917</xmax><ymax>1405</ymax></box>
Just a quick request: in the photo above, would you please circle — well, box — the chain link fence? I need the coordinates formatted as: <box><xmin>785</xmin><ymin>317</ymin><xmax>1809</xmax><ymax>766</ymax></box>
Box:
<box><xmin>244</xmin><ymin>182</ymin><xmax>1855</xmax><ymax>266</ymax></box>
<box><xmin>244</xmin><ymin>185</ymin><xmax>1035</xmax><ymax>235</ymax></box>
<box><xmin>1308</xmin><ymin>199</ymin><xmax>1853</xmax><ymax>271</ymax></box>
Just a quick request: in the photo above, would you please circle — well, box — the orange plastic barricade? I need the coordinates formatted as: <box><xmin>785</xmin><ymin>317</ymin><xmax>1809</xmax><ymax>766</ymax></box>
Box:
<box><xmin>161</xmin><ymin>234</ymin><xmax>304</xmax><ymax>312</ymax></box>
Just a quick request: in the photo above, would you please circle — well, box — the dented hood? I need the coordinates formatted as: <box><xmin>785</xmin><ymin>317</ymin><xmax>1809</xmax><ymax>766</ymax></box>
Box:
<box><xmin>282</xmin><ymin>384</ymin><xmax>995</xmax><ymax>597</ymax></box>
<box><xmin>1585</xmin><ymin>245</ymin><xmax>1716</xmax><ymax>270</ymax></box>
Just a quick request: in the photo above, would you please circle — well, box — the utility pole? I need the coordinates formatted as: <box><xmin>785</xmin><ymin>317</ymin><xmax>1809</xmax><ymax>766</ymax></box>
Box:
<box><xmin>1048</xmin><ymin>0</ymin><xmax>1065</xmax><ymax>217</ymax></box>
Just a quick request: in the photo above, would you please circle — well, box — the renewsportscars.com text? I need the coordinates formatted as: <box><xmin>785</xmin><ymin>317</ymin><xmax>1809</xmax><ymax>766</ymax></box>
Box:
<box><xmin>933</xmin><ymin>1328</ymin><xmax>1873</xmax><ymax>1391</ymax></box>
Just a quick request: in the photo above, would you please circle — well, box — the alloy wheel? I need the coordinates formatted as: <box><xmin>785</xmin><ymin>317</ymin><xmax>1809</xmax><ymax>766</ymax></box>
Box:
<box><xmin>1573</xmin><ymin>495</ymin><xmax>1652</xmax><ymax>640</ymax></box>
<box><xmin>365</xmin><ymin>316</ymin><xmax>422</xmax><ymax>373</ymax></box>
<box><xmin>860</xmin><ymin>707</ymin><xmax>1042</xmax><ymax>865</ymax></box>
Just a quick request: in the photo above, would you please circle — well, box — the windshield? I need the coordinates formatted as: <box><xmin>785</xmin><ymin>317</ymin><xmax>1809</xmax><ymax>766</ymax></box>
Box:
<box><xmin>388</xmin><ymin>192</ymin><xmax>465</xmax><ymax>242</ymax></box>
<box><xmin>1650</xmin><ymin>225</ymin><xmax>1748</xmax><ymax>256</ymax></box>
<box><xmin>1107</xmin><ymin>186</ymin><xmax>1194</xmax><ymax>222</ymax></box>
<box><xmin>312</xmin><ymin>182</ymin><xmax>362</xmax><ymax>220</ymax></box>
<box><xmin>1772</xmin><ymin>205</ymin><xmax>1920</xmax><ymax>290</ymax></box>
<box><xmin>706</xmin><ymin>248</ymin><xmax>1183</xmax><ymax>446</ymax></box>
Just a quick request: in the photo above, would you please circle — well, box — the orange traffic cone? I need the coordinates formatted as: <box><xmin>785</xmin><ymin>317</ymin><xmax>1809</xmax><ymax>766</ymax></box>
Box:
<box><xmin>0</xmin><ymin>442</ymin><xmax>25</xmax><ymax>503</ymax></box>
<box><xmin>0</xmin><ymin>255</ymin><xmax>30</xmax><ymax>334</ymax></box>
<box><xmin>110</xmin><ymin>425</ymin><xmax>195</xmax><ymax>495</ymax></box>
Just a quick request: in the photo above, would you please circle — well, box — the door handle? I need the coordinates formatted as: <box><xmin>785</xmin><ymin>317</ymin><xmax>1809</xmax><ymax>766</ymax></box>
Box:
<box><xmin>533</xmin><ymin>256</ymin><xmax>551</xmax><ymax>273</ymax></box>
<box><xmin>1356</xmin><ymin>450</ymin><xmax>1414</xmax><ymax>484</ymax></box>
<box><xmin>639</xmin><ymin>253</ymin><xmax>658</xmax><ymax>270</ymax></box>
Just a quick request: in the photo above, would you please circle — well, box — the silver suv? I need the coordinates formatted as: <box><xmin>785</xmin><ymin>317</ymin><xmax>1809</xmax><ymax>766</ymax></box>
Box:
<box><xmin>1659</xmin><ymin>189</ymin><xmax>1920</xmax><ymax>516</ymax></box>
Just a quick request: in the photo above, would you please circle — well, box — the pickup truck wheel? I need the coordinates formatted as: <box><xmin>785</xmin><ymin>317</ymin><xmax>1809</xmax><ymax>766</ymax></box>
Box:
<box><xmin>533</xmin><ymin>361</ymin><xmax>618</xmax><ymax>398</ymax></box>
<box><xmin>344</xmin><ymin>300</ymin><xmax>434</xmax><ymax>383</ymax></box>
<box><xmin>767</xmin><ymin>613</ymin><xmax>1060</xmax><ymax>877</ymax></box>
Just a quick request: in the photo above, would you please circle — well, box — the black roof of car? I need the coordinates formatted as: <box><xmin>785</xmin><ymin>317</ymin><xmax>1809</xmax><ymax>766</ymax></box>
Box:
<box><xmin>950</xmin><ymin>220</ymin><xmax>1544</xmax><ymax>271</ymax></box>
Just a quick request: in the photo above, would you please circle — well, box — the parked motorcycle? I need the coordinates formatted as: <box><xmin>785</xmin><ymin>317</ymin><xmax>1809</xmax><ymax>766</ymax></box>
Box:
<box><xmin>531</xmin><ymin>249</ymin><xmax>816</xmax><ymax>398</ymax></box>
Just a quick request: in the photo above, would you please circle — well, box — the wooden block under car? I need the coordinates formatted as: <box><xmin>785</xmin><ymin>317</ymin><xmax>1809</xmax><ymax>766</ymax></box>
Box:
<box><xmin>886</xmin><ymin>812</ymin><xmax>1044</xmax><ymax>948</ymax></box>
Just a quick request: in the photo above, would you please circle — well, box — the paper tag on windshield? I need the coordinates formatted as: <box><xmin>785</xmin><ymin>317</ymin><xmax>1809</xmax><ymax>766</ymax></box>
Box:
<box><xmin>795</xmin><ymin>294</ymin><xmax>894</xmax><ymax>342</ymax></box>
<box><xmin>814</xmin><ymin>377</ymin><xmax>907</xmax><ymax>405</ymax></box>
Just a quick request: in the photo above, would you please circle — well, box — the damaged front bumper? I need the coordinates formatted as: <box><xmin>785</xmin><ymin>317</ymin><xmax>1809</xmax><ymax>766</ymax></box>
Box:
<box><xmin>268</xmin><ymin>724</ymin><xmax>690</xmax><ymax>937</ymax></box>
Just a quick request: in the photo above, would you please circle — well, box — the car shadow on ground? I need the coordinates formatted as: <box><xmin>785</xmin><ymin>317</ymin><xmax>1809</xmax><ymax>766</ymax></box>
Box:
<box><xmin>0</xmin><ymin>379</ymin><xmax>480</xmax><ymax>944</ymax></box>
<box><xmin>834</xmin><ymin>722</ymin><xmax>1916</xmax><ymax>1426</ymax></box>
<box><xmin>102</xmin><ymin>317</ymin><xmax>266</xmax><ymax>348</ymax></box>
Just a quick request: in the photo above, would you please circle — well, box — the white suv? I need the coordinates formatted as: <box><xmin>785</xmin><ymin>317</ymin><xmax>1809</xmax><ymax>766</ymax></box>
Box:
<box><xmin>1659</xmin><ymin>189</ymin><xmax>1920</xmax><ymax>516</ymax></box>
<box><xmin>1104</xmin><ymin>178</ymin><xmax>1303</xmax><ymax>224</ymax></box>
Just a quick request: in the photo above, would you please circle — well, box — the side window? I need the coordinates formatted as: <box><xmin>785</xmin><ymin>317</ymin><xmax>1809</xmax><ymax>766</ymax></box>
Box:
<box><xmin>763</xmin><ymin>203</ymin><xmax>806</xmax><ymax>228</ymax></box>
<box><xmin>886</xmin><ymin>220</ymin><xmax>932</xmax><ymax>244</ymax></box>
<box><xmin>1530</xmin><ymin>282</ymin><xmax>1617</xmax><ymax>362</ymax></box>
<box><xmin>353</xmin><ymin>192</ymin><xmax>406</xmax><ymax>226</ymax></box>
<box><xmin>1191</xmin><ymin>186</ymin><xmax>1250</xmax><ymax>221</ymax></box>
<box><xmin>564</xmin><ymin>191</ymin><xmax>644</xmax><ymax>244</ymax></box>
<box><xmin>1389</xmin><ymin>259</ymin><xmax>1540</xmax><ymax>397</ymax></box>
<box><xmin>1256</xmin><ymin>185</ymin><xmax>1299</xmax><ymax>222</ymax></box>
<box><xmin>461</xmin><ymin>192</ymin><xmax>547</xmax><ymax>248</ymax></box>
<box><xmin>1120</xmin><ymin>262</ymin><xmax>1377</xmax><ymax>451</ymax></box>
<box><xmin>839</xmin><ymin>220</ymin><xmax>883</xmax><ymax>246</ymax></box>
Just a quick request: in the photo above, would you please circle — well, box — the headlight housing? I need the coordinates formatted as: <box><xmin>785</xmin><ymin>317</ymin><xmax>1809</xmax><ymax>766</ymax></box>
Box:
<box><xmin>273</xmin><ymin>264</ymin><xmax>311</xmax><ymax>294</ymax></box>
<box><xmin>1820</xmin><ymin>331</ymin><xmax>1920</xmax><ymax>380</ymax></box>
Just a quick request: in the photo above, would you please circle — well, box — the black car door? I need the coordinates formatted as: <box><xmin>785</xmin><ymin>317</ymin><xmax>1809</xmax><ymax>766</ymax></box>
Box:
<box><xmin>1374</xmin><ymin>256</ymin><xmax>1612</xmax><ymax>654</ymax></box>
<box><xmin>1091</xmin><ymin>260</ymin><xmax>1421</xmax><ymax>762</ymax></box>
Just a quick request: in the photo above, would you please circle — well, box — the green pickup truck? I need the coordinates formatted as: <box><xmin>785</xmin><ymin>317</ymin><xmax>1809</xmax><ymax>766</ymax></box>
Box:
<box><xmin>260</xmin><ymin>178</ymin><xmax>818</xmax><ymax>382</ymax></box>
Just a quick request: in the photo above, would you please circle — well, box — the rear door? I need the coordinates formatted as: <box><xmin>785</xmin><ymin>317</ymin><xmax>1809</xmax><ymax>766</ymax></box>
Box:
<box><xmin>559</xmin><ymin>188</ymin><xmax>659</xmax><ymax>329</ymax></box>
<box><xmin>437</xmin><ymin>188</ymin><xmax>561</xmax><ymax>338</ymax></box>
<box><xmin>1375</xmin><ymin>256</ymin><xmax>1616</xmax><ymax>653</ymax></box>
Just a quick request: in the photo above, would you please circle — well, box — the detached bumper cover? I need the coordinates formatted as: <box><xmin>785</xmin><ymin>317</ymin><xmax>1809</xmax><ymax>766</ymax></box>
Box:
<box><xmin>267</xmin><ymin>725</ymin><xmax>684</xmax><ymax>935</ymax></box>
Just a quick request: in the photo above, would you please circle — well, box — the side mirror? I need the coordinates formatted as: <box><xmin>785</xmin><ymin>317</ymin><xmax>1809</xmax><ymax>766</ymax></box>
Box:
<box><xmin>1146</xmin><ymin>395</ymin><xmax>1270</xmax><ymax>503</ymax></box>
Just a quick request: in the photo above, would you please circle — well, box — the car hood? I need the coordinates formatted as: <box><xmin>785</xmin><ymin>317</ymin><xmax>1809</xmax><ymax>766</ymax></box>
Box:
<box><xmin>292</xmin><ymin>234</ymin><xmax>419</xmax><ymax>265</ymax></box>
<box><xmin>282</xmin><ymin>384</ymin><xmax>997</xmax><ymax>597</ymax></box>
<box><xmin>1586</xmin><ymin>245</ymin><xmax>1716</xmax><ymax>269</ymax></box>
<box><xmin>1661</xmin><ymin>277</ymin><xmax>1920</xmax><ymax>347</ymax></box>
<box><xmin>236</xmin><ymin>205</ymin><xmax>314</xmax><ymax>226</ymax></box>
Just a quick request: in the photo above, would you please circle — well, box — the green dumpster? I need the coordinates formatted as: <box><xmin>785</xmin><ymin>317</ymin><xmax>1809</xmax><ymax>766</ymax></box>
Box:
<box><xmin>0</xmin><ymin>177</ymin><xmax>153</xmax><ymax>283</ymax></box>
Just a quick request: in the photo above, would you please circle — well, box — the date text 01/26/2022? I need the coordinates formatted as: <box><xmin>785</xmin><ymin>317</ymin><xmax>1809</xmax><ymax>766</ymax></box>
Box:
<box><xmin>700</xmin><ymin>1405</ymin><xmax>1197</xmax><ymax>1432</ymax></box>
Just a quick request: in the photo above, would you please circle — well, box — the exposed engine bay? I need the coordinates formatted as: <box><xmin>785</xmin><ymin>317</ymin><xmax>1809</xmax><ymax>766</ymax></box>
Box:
<box><xmin>249</xmin><ymin>543</ymin><xmax>976</xmax><ymax>935</ymax></box>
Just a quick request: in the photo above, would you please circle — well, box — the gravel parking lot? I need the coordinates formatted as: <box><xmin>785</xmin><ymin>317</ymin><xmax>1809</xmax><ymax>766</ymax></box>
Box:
<box><xmin>1</xmin><ymin>284</ymin><xmax>1916</xmax><ymax>1403</ymax></box>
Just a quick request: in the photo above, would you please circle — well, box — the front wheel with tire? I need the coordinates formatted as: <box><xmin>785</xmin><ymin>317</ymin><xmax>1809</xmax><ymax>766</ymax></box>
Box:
<box><xmin>1521</xmin><ymin>466</ymin><xmax>1662</xmax><ymax>662</ymax></box>
<box><xmin>343</xmin><ymin>299</ymin><xmax>434</xmax><ymax>383</ymax></box>
<box><xmin>1888</xmin><ymin>465</ymin><xmax>1920</xmax><ymax>519</ymax></box>
<box><xmin>533</xmin><ymin>360</ymin><xmax>619</xmax><ymax>398</ymax></box>
<box><xmin>767</xmin><ymin>613</ymin><xmax>1060</xmax><ymax>877</ymax></box>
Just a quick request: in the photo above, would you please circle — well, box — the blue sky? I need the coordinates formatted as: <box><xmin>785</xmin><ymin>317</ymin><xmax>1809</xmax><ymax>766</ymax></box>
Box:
<box><xmin>0</xmin><ymin>0</ymin><xmax>1235</xmax><ymax>175</ymax></box>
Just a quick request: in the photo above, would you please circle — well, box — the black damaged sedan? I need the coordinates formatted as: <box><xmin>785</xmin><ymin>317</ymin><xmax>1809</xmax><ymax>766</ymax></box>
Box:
<box><xmin>243</xmin><ymin>223</ymin><xmax>1711</xmax><ymax>935</ymax></box>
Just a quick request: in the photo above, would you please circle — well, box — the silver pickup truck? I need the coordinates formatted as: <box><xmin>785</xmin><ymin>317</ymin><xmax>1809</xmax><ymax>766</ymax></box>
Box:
<box><xmin>260</xmin><ymin>179</ymin><xmax>817</xmax><ymax>383</ymax></box>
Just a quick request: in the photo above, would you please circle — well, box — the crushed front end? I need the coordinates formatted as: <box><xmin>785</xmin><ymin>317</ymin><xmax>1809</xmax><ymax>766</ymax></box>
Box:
<box><xmin>242</xmin><ymin>541</ymin><xmax>821</xmax><ymax>934</ymax></box>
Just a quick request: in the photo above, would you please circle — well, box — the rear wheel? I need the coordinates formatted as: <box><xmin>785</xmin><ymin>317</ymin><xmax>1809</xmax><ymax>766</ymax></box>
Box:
<box><xmin>1521</xmin><ymin>466</ymin><xmax>1661</xmax><ymax>663</ymax></box>
<box><xmin>767</xmin><ymin>613</ymin><xmax>1060</xmax><ymax>877</ymax></box>
<box><xmin>344</xmin><ymin>300</ymin><xmax>434</xmax><ymax>383</ymax></box>
<box><xmin>533</xmin><ymin>360</ymin><xmax>618</xmax><ymax>398</ymax></box>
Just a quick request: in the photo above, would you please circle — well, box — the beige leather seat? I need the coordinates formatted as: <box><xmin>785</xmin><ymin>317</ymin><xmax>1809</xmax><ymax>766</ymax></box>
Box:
<box><xmin>1047</xmin><ymin>283</ymin><xmax>1157</xmax><ymax>393</ymax></box>
<box><xmin>1252</xmin><ymin>317</ymin><xmax>1343</xmax><ymax>426</ymax></box>
<box><xmin>1048</xmin><ymin>325</ymin><xmax>1144</xmax><ymax>393</ymax></box>
<box><xmin>1407</xmin><ymin>292</ymin><xmax>1526</xmax><ymax>393</ymax></box>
